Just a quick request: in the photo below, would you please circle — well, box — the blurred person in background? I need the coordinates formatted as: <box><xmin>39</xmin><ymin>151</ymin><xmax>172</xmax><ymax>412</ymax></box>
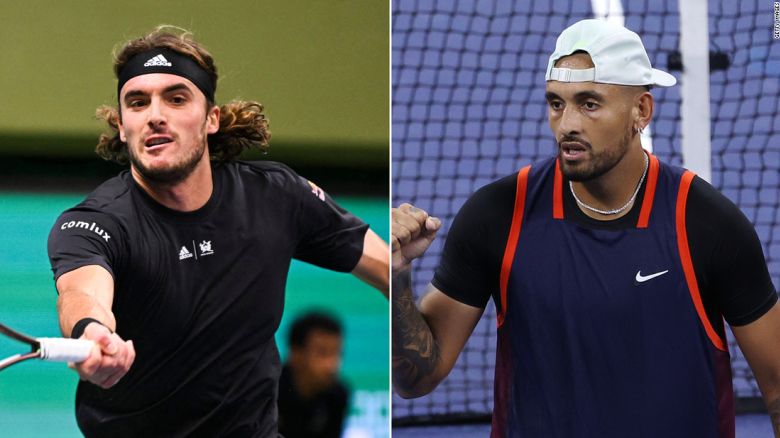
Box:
<box><xmin>278</xmin><ymin>311</ymin><xmax>349</xmax><ymax>438</ymax></box>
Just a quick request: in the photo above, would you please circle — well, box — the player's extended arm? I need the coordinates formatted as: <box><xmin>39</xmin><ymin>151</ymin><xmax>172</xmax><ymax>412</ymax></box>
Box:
<box><xmin>56</xmin><ymin>265</ymin><xmax>135</xmax><ymax>388</ymax></box>
<box><xmin>57</xmin><ymin>265</ymin><xmax>116</xmax><ymax>335</ymax></box>
<box><xmin>352</xmin><ymin>229</ymin><xmax>390</xmax><ymax>298</ymax></box>
<box><xmin>392</xmin><ymin>204</ymin><xmax>484</xmax><ymax>398</ymax></box>
<box><xmin>732</xmin><ymin>301</ymin><xmax>780</xmax><ymax>437</ymax></box>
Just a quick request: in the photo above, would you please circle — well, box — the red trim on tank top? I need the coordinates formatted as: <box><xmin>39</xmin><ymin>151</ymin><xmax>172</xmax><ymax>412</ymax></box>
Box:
<box><xmin>636</xmin><ymin>152</ymin><xmax>660</xmax><ymax>228</ymax></box>
<box><xmin>553</xmin><ymin>160</ymin><xmax>564</xmax><ymax>219</ymax></box>
<box><xmin>498</xmin><ymin>165</ymin><xmax>530</xmax><ymax>328</ymax></box>
<box><xmin>676</xmin><ymin>170</ymin><xmax>728</xmax><ymax>351</ymax></box>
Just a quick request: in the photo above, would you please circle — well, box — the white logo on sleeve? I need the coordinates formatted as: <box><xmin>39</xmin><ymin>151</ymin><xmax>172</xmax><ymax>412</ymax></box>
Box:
<box><xmin>307</xmin><ymin>180</ymin><xmax>326</xmax><ymax>202</ymax></box>
<box><xmin>635</xmin><ymin>269</ymin><xmax>669</xmax><ymax>283</ymax></box>
<box><xmin>143</xmin><ymin>54</ymin><xmax>172</xmax><ymax>67</ymax></box>
<box><xmin>179</xmin><ymin>246</ymin><xmax>193</xmax><ymax>260</ymax></box>
<box><xmin>199</xmin><ymin>240</ymin><xmax>214</xmax><ymax>256</ymax></box>
<box><xmin>60</xmin><ymin>220</ymin><xmax>111</xmax><ymax>242</ymax></box>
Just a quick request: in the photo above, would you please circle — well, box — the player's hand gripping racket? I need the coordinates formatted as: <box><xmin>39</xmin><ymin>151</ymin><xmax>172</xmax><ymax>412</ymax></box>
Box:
<box><xmin>0</xmin><ymin>322</ymin><xmax>93</xmax><ymax>371</ymax></box>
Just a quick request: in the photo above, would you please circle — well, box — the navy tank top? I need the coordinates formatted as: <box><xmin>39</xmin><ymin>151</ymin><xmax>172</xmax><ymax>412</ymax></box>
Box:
<box><xmin>491</xmin><ymin>154</ymin><xmax>734</xmax><ymax>437</ymax></box>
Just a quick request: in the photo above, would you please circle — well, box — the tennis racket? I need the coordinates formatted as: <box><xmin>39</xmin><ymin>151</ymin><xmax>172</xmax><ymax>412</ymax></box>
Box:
<box><xmin>0</xmin><ymin>322</ymin><xmax>93</xmax><ymax>371</ymax></box>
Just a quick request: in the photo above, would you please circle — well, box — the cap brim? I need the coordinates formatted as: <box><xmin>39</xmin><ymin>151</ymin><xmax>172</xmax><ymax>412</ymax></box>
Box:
<box><xmin>651</xmin><ymin>68</ymin><xmax>677</xmax><ymax>87</ymax></box>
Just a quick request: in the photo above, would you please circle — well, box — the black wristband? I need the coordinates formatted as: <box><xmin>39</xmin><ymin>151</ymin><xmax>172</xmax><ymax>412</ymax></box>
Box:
<box><xmin>70</xmin><ymin>317</ymin><xmax>106</xmax><ymax>339</ymax></box>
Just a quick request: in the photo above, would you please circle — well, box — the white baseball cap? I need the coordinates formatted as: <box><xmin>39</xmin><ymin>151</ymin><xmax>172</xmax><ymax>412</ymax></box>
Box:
<box><xmin>545</xmin><ymin>19</ymin><xmax>677</xmax><ymax>87</ymax></box>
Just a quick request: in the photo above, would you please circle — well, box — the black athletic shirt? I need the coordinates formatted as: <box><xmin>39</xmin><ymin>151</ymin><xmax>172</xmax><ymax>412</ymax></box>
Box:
<box><xmin>48</xmin><ymin>161</ymin><xmax>368</xmax><ymax>437</ymax></box>
<box><xmin>433</xmin><ymin>165</ymin><xmax>777</xmax><ymax>338</ymax></box>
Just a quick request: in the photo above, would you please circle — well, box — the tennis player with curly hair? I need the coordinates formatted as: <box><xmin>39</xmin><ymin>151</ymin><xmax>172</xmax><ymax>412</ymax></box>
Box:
<box><xmin>48</xmin><ymin>26</ymin><xmax>388</xmax><ymax>437</ymax></box>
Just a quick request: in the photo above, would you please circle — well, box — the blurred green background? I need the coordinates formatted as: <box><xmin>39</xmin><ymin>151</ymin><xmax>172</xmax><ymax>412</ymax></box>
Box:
<box><xmin>0</xmin><ymin>0</ymin><xmax>388</xmax><ymax>167</ymax></box>
<box><xmin>0</xmin><ymin>1</ymin><xmax>388</xmax><ymax>437</ymax></box>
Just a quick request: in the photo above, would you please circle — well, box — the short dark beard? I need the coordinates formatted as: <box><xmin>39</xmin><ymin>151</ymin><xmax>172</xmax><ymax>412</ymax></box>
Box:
<box><xmin>129</xmin><ymin>140</ymin><xmax>207</xmax><ymax>185</ymax></box>
<box><xmin>558</xmin><ymin>126</ymin><xmax>634</xmax><ymax>182</ymax></box>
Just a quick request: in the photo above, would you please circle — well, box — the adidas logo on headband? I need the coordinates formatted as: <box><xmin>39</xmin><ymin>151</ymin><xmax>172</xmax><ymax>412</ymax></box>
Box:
<box><xmin>144</xmin><ymin>54</ymin><xmax>172</xmax><ymax>67</ymax></box>
<box><xmin>119</xmin><ymin>48</ymin><xmax>215</xmax><ymax>101</ymax></box>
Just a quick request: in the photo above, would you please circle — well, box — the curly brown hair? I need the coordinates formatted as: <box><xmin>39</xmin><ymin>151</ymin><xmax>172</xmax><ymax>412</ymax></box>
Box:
<box><xmin>95</xmin><ymin>26</ymin><xmax>270</xmax><ymax>164</ymax></box>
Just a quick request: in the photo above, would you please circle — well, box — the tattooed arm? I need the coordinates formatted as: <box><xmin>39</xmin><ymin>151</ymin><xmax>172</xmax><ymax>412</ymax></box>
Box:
<box><xmin>769</xmin><ymin>398</ymin><xmax>780</xmax><ymax>437</ymax></box>
<box><xmin>392</xmin><ymin>271</ymin><xmax>440</xmax><ymax>397</ymax></box>
<box><xmin>732</xmin><ymin>302</ymin><xmax>780</xmax><ymax>436</ymax></box>
<box><xmin>391</xmin><ymin>204</ymin><xmax>484</xmax><ymax>398</ymax></box>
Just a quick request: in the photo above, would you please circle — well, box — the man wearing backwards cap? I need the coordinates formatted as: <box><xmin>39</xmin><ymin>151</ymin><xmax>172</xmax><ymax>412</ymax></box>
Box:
<box><xmin>47</xmin><ymin>27</ymin><xmax>388</xmax><ymax>437</ymax></box>
<box><xmin>392</xmin><ymin>19</ymin><xmax>780</xmax><ymax>437</ymax></box>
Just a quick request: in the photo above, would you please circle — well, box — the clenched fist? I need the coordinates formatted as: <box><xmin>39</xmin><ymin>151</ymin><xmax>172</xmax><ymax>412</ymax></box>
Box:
<box><xmin>391</xmin><ymin>203</ymin><xmax>441</xmax><ymax>273</ymax></box>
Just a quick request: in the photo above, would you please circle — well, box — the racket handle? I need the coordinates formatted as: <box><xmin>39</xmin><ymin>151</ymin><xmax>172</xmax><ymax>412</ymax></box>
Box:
<box><xmin>37</xmin><ymin>338</ymin><xmax>94</xmax><ymax>363</ymax></box>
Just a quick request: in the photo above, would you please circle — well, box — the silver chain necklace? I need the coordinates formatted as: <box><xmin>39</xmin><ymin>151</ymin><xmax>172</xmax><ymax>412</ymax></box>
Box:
<box><xmin>569</xmin><ymin>152</ymin><xmax>649</xmax><ymax>216</ymax></box>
